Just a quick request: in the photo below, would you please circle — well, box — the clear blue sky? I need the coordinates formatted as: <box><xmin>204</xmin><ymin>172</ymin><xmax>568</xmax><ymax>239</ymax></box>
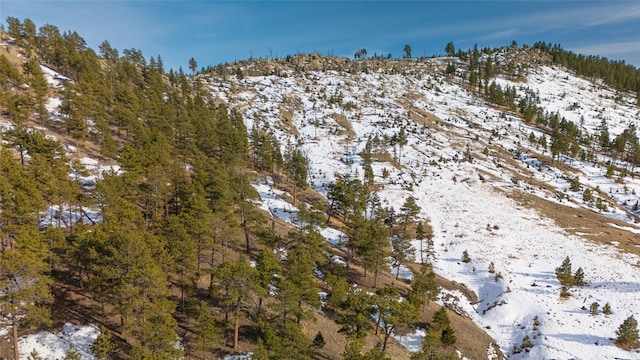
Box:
<box><xmin>1</xmin><ymin>1</ymin><xmax>639</xmax><ymax>71</ymax></box>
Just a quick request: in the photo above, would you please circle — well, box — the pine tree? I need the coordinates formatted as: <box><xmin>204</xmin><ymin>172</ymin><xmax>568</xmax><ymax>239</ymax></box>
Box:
<box><xmin>255</xmin><ymin>248</ymin><xmax>281</xmax><ymax>312</ymax></box>
<box><xmin>92</xmin><ymin>326</ymin><xmax>115</xmax><ymax>360</ymax></box>
<box><xmin>356</xmin><ymin>219</ymin><xmax>390</xmax><ymax>288</ymax></box>
<box><xmin>589</xmin><ymin>302</ymin><xmax>599</xmax><ymax>316</ymax></box>
<box><xmin>432</xmin><ymin>307</ymin><xmax>450</xmax><ymax>331</ymax></box>
<box><xmin>440</xmin><ymin>326</ymin><xmax>457</xmax><ymax>346</ymax></box>
<box><xmin>397</xmin><ymin>127</ymin><xmax>408</xmax><ymax>164</ymax></box>
<box><xmin>194</xmin><ymin>301</ymin><xmax>223</xmax><ymax>357</ymax></box>
<box><xmin>616</xmin><ymin>315</ymin><xmax>639</xmax><ymax>349</ymax></box>
<box><xmin>555</xmin><ymin>256</ymin><xmax>574</xmax><ymax>286</ymax></box>
<box><xmin>574</xmin><ymin>267</ymin><xmax>586</xmax><ymax>286</ymax></box>
<box><xmin>285</xmin><ymin>147</ymin><xmax>308</xmax><ymax>205</ymax></box>
<box><xmin>411</xmin><ymin>329</ymin><xmax>445</xmax><ymax>360</ymax></box>
<box><xmin>374</xmin><ymin>286</ymin><xmax>418</xmax><ymax>351</ymax></box>
<box><xmin>603</xmin><ymin>302</ymin><xmax>612</xmax><ymax>315</ymax></box>
<box><xmin>391</xmin><ymin>233</ymin><xmax>414</xmax><ymax>279</ymax></box>
<box><xmin>312</xmin><ymin>331</ymin><xmax>326</xmax><ymax>350</ymax></box>
<box><xmin>337</xmin><ymin>287</ymin><xmax>375</xmax><ymax>339</ymax></box>
<box><xmin>0</xmin><ymin>150</ymin><xmax>52</xmax><ymax>360</ymax></box>
<box><xmin>415</xmin><ymin>222</ymin><xmax>426</xmax><ymax>263</ymax></box>
<box><xmin>64</xmin><ymin>344</ymin><xmax>82</xmax><ymax>360</ymax></box>
<box><xmin>400</xmin><ymin>196</ymin><xmax>421</xmax><ymax>231</ymax></box>
<box><xmin>410</xmin><ymin>263</ymin><xmax>439</xmax><ymax>313</ymax></box>
<box><xmin>216</xmin><ymin>257</ymin><xmax>258</xmax><ymax>349</ymax></box>
<box><xmin>29</xmin><ymin>350</ymin><xmax>44</xmax><ymax>360</ymax></box>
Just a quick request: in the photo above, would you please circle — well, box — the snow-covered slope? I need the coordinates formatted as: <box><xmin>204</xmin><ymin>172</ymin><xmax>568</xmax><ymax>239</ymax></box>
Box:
<box><xmin>205</xmin><ymin>54</ymin><xmax>640</xmax><ymax>359</ymax></box>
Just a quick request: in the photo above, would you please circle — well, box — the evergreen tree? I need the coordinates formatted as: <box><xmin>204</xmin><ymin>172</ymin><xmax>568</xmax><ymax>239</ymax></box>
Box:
<box><xmin>64</xmin><ymin>344</ymin><xmax>82</xmax><ymax>360</ymax></box>
<box><xmin>0</xmin><ymin>150</ymin><xmax>51</xmax><ymax>360</ymax></box>
<box><xmin>445</xmin><ymin>42</ymin><xmax>455</xmax><ymax>57</ymax></box>
<box><xmin>216</xmin><ymin>256</ymin><xmax>258</xmax><ymax>349</ymax></box>
<box><xmin>337</xmin><ymin>287</ymin><xmax>375</xmax><ymax>339</ymax></box>
<box><xmin>356</xmin><ymin>219</ymin><xmax>390</xmax><ymax>288</ymax></box>
<box><xmin>194</xmin><ymin>301</ymin><xmax>223</xmax><ymax>357</ymax></box>
<box><xmin>92</xmin><ymin>326</ymin><xmax>115</xmax><ymax>360</ymax></box>
<box><xmin>410</xmin><ymin>263</ymin><xmax>439</xmax><ymax>314</ymax></box>
<box><xmin>574</xmin><ymin>267</ymin><xmax>586</xmax><ymax>286</ymax></box>
<box><xmin>255</xmin><ymin>248</ymin><xmax>281</xmax><ymax>312</ymax></box>
<box><xmin>397</xmin><ymin>127</ymin><xmax>408</xmax><ymax>164</ymax></box>
<box><xmin>616</xmin><ymin>315</ymin><xmax>639</xmax><ymax>350</ymax></box>
<box><xmin>374</xmin><ymin>286</ymin><xmax>418</xmax><ymax>351</ymax></box>
<box><xmin>403</xmin><ymin>45</ymin><xmax>412</xmax><ymax>59</ymax></box>
<box><xmin>312</xmin><ymin>331</ymin><xmax>326</xmax><ymax>351</ymax></box>
<box><xmin>391</xmin><ymin>233</ymin><xmax>414</xmax><ymax>279</ymax></box>
<box><xmin>285</xmin><ymin>147</ymin><xmax>308</xmax><ymax>205</ymax></box>
<box><xmin>555</xmin><ymin>256</ymin><xmax>574</xmax><ymax>286</ymax></box>
<box><xmin>400</xmin><ymin>195</ymin><xmax>421</xmax><ymax>231</ymax></box>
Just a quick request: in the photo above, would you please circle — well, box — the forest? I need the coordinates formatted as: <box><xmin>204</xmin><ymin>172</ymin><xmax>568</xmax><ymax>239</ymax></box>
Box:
<box><xmin>0</xmin><ymin>17</ymin><xmax>458</xmax><ymax>360</ymax></box>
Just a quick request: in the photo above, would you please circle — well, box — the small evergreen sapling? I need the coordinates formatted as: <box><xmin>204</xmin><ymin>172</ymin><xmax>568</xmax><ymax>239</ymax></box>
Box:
<box><xmin>555</xmin><ymin>256</ymin><xmax>574</xmax><ymax>286</ymax></box>
<box><xmin>64</xmin><ymin>345</ymin><xmax>82</xmax><ymax>360</ymax></box>
<box><xmin>521</xmin><ymin>335</ymin><xmax>533</xmax><ymax>350</ymax></box>
<box><xmin>462</xmin><ymin>250</ymin><xmax>471</xmax><ymax>263</ymax></box>
<box><xmin>590</xmin><ymin>302</ymin><xmax>599</xmax><ymax>316</ymax></box>
<box><xmin>29</xmin><ymin>351</ymin><xmax>43</xmax><ymax>360</ymax></box>
<box><xmin>312</xmin><ymin>331</ymin><xmax>326</xmax><ymax>349</ymax></box>
<box><xmin>603</xmin><ymin>302</ymin><xmax>612</xmax><ymax>315</ymax></box>
<box><xmin>574</xmin><ymin>267</ymin><xmax>586</xmax><ymax>286</ymax></box>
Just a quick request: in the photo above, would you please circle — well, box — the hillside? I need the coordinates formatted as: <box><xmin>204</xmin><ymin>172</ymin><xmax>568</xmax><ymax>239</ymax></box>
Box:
<box><xmin>202</xmin><ymin>50</ymin><xmax>640</xmax><ymax>359</ymax></box>
<box><xmin>0</xmin><ymin>18</ymin><xmax>640</xmax><ymax>360</ymax></box>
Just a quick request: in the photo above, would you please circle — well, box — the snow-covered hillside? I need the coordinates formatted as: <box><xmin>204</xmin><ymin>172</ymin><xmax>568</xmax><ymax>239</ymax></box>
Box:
<box><xmin>205</xmin><ymin>54</ymin><xmax>640</xmax><ymax>359</ymax></box>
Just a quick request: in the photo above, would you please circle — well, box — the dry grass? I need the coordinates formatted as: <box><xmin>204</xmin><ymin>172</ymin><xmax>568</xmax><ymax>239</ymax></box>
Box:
<box><xmin>302</xmin><ymin>313</ymin><xmax>413</xmax><ymax>360</ymax></box>
<box><xmin>278</xmin><ymin>105</ymin><xmax>300</xmax><ymax>137</ymax></box>
<box><xmin>330</xmin><ymin>113</ymin><xmax>356</xmax><ymax>139</ymax></box>
<box><xmin>508</xmin><ymin>189</ymin><xmax>640</xmax><ymax>257</ymax></box>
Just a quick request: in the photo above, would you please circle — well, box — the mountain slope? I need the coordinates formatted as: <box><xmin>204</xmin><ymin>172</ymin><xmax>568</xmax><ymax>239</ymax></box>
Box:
<box><xmin>203</xmin><ymin>51</ymin><xmax>640</xmax><ymax>359</ymax></box>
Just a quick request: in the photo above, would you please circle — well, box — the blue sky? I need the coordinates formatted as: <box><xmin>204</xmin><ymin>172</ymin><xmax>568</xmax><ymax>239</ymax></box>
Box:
<box><xmin>1</xmin><ymin>1</ymin><xmax>639</xmax><ymax>71</ymax></box>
